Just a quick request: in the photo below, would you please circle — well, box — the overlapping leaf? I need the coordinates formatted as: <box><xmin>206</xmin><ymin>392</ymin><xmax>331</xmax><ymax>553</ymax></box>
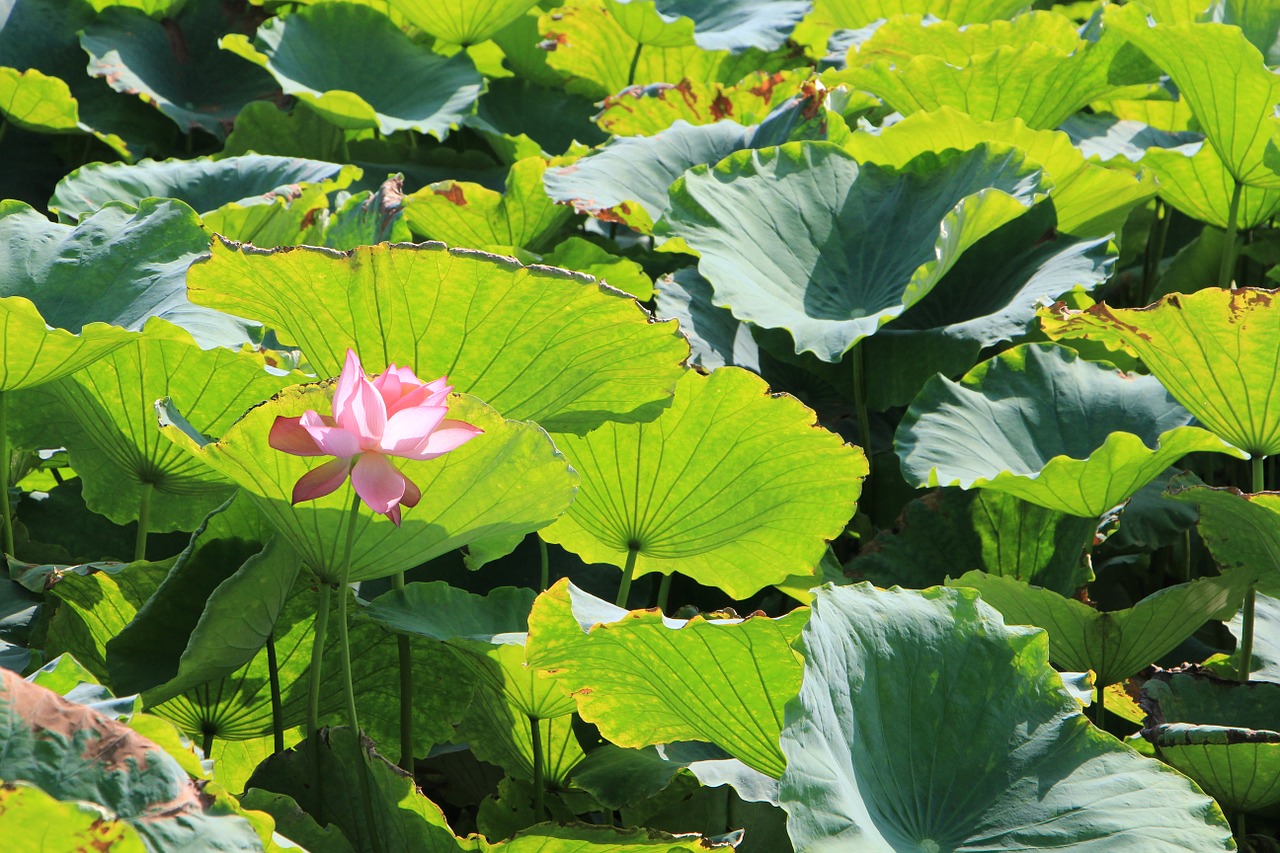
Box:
<box><xmin>221</xmin><ymin>3</ymin><xmax>484</xmax><ymax>137</ymax></box>
<box><xmin>660</xmin><ymin>141</ymin><xmax>1047</xmax><ymax>362</ymax></box>
<box><xmin>1144</xmin><ymin>143</ymin><xmax>1280</xmax><ymax>230</ymax></box>
<box><xmin>594</xmin><ymin>71</ymin><xmax>801</xmax><ymax>137</ymax></box>
<box><xmin>779</xmin><ymin>584</ymin><xmax>1235</xmax><ymax>851</ymax></box>
<box><xmin>186</xmin><ymin>240</ymin><xmax>688</xmax><ymax>434</ymax></box>
<box><xmin>896</xmin><ymin>343</ymin><xmax>1244</xmax><ymax>517</ymax></box>
<box><xmin>949</xmin><ymin>569</ymin><xmax>1250</xmax><ymax>687</ymax></box>
<box><xmin>526</xmin><ymin>579</ymin><xmax>806</xmax><ymax>779</ymax></box>
<box><xmin>539</xmin><ymin>368</ymin><xmax>866</xmax><ymax>599</ymax></box>
<box><xmin>389</xmin><ymin>0</ymin><xmax>541</xmax><ymax>46</ymax></box>
<box><xmin>1042</xmin><ymin>287</ymin><xmax>1280</xmax><ymax>457</ymax></box>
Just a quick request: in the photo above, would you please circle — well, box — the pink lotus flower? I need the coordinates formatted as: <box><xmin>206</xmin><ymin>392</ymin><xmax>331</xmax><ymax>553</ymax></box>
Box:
<box><xmin>269</xmin><ymin>350</ymin><xmax>483</xmax><ymax>525</ymax></box>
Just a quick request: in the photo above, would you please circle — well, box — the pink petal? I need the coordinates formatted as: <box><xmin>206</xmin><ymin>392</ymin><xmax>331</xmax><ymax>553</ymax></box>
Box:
<box><xmin>415</xmin><ymin>421</ymin><xmax>484</xmax><ymax>459</ymax></box>
<box><xmin>269</xmin><ymin>415</ymin><xmax>324</xmax><ymax>456</ymax></box>
<box><xmin>291</xmin><ymin>457</ymin><xmax>352</xmax><ymax>504</ymax></box>
<box><xmin>379</xmin><ymin>406</ymin><xmax>448</xmax><ymax>457</ymax></box>
<box><xmin>351</xmin><ymin>453</ymin><xmax>406</xmax><ymax>514</ymax></box>
<box><xmin>299</xmin><ymin>410</ymin><xmax>361</xmax><ymax>458</ymax></box>
<box><xmin>400</xmin><ymin>473</ymin><xmax>421</xmax><ymax>509</ymax></box>
<box><xmin>337</xmin><ymin>374</ymin><xmax>388</xmax><ymax>448</ymax></box>
<box><xmin>384</xmin><ymin>503</ymin><xmax>402</xmax><ymax>527</ymax></box>
<box><xmin>385</xmin><ymin>375</ymin><xmax>451</xmax><ymax>415</ymax></box>
<box><xmin>331</xmin><ymin>350</ymin><xmax>365</xmax><ymax>423</ymax></box>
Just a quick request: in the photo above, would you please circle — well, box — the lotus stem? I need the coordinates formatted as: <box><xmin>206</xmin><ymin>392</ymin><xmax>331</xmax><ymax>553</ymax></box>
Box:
<box><xmin>202</xmin><ymin>729</ymin><xmax>215</xmax><ymax>759</ymax></box>
<box><xmin>0</xmin><ymin>391</ymin><xmax>12</xmax><ymax>557</ymax></box>
<box><xmin>616</xmin><ymin>544</ymin><xmax>640</xmax><ymax>608</ymax></box>
<box><xmin>308</xmin><ymin>578</ymin><xmax>332</xmax><ymax>822</ymax></box>
<box><xmin>626</xmin><ymin>42</ymin><xmax>643</xmax><ymax>88</ymax></box>
<box><xmin>1236</xmin><ymin>811</ymin><xmax>1248</xmax><ymax>848</ymax></box>
<box><xmin>655</xmin><ymin>573</ymin><xmax>672</xmax><ymax>612</ymax></box>
<box><xmin>391</xmin><ymin>571</ymin><xmax>415</xmax><ymax>773</ymax></box>
<box><xmin>852</xmin><ymin>344</ymin><xmax>873</xmax><ymax>520</ymax></box>
<box><xmin>337</xmin><ymin>489</ymin><xmax>381</xmax><ymax>852</ymax></box>
<box><xmin>1141</xmin><ymin>199</ymin><xmax>1170</xmax><ymax>305</ymax></box>
<box><xmin>1093</xmin><ymin>686</ymin><xmax>1106</xmax><ymax>732</ymax></box>
<box><xmin>1238</xmin><ymin>455</ymin><xmax>1267</xmax><ymax>681</ymax></box>
<box><xmin>134</xmin><ymin>483</ymin><xmax>152</xmax><ymax>562</ymax></box>
<box><xmin>1219</xmin><ymin>178</ymin><xmax>1243</xmax><ymax>289</ymax></box>
<box><xmin>0</xmin><ymin>120</ymin><xmax>9</xmax><ymax>148</ymax></box>
<box><xmin>266</xmin><ymin>632</ymin><xmax>284</xmax><ymax>754</ymax></box>
<box><xmin>538</xmin><ymin>537</ymin><xmax>549</xmax><ymax>591</ymax></box>
<box><xmin>529</xmin><ymin>715</ymin><xmax>545</xmax><ymax>820</ymax></box>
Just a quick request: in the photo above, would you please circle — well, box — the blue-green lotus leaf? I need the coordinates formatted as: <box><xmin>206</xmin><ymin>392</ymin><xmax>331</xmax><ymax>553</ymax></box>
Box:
<box><xmin>661</xmin><ymin>141</ymin><xmax>1047</xmax><ymax>362</ymax></box>
<box><xmin>220</xmin><ymin>3</ymin><xmax>484</xmax><ymax>137</ymax></box>
<box><xmin>80</xmin><ymin>1</ymin><xmax>279</xmax><ymax>139</ymax></box>
<box><xmin>780</xmin><ymin>584</ymin><xmax>1235</xmax><ymax>851</ymax></box>
<box><xmin>613</xmin><ymin>0</ymin><xmax>812</xmax><ymax>52</ymax></box>
<box><xmin>897</xmin><ymin>343</ymin><xmax>1244</xmax><ymax>517</ymax></box>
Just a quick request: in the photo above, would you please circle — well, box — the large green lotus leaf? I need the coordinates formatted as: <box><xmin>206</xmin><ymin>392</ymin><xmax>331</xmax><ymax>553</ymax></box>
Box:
<box><xmin>470</xmin><ymin>77</ymin><xmax>607</xmax><ymax>158</ymax></box>
<box><xmin>661</xmin><ymin>141</ymin><xmax>1047</xmax><ymax>363</ymax></box>
<box><xmin>80</xmin><ymin>1</ymin><xmax>279</xmax><ymax>139</ymax></box>
<box><xmin>836</xmin><ymin>12</ymin><xmax>1154</xmax><ymax>130</ymax></box>
<box><xmin>185</xmin><ymin>240</ymin><xmax>688</xmax><ymax>434</ymax></box>
<box><xmin>11</xmin><ymin>322</ymin><xmax>294</xmax><ymax>531</ymax></box>
<box><xmin>320</xmin><ymin>177</ymin><xmax>412</xmax><ymax>251</ymax></box>
<box><xmin>0</xmin><ymin>67</ymin><xmax>77</xmax><ymax>132</ymax></box>
<box><xmin>949</xmin><ymin>569</ymin><xmax>1249</xmax><ymax>687</ymax></box>
<box><xmin>526</xmin><ymin>579</ymin><xmax>806</xmax><ymax>779</ymax></box>
<box><xmin>50</xmin><ymin>154</ymin><xmax>356</xmax><ymax>221</ymax></box>
<box><xmin>1144</xmin><ymin>143</ymin><xmax>1280</xmax><ymax>229</ymax></box>
<box><xmin>612</xmin><ymin>0</ymin><xmax>811</xmax><ymax>52</ymax></box>
<box><xmin>105</xmin><ymin>498</ymin><xmax>302</xmax><ymax>705</ymax></box>
<box><xmin>1041</xmin><ymin>287</ymin><xmax>1280</xmax><ymax>457</ymax></box>
<box><xmin>779</xmin><ymin>583</ymin><xmax>1235</xmax><ymax>851</ymax></box>
<box><xmin>851</xmin><ymin>487</ymin><xmax>1096</xmax><ymax>595</ymax></box>
<box><xmin>403</xmin><ymin>158</ymin><xmax>573</xmax><ymax>253</ymax></box>
<box><xmin>540</xmin><ymin>368</ymin><xmax>866</xmax><ymax>599</ymax></box>
<box><xmin>220</xmin><ymin>4</ymin><xmax>483</xmax><ymax>137</ymax></box>
<box><xmin>1165</xmin><ymin>481</ymin><xmax>1280</xmax><ymax>595</ymax></box>
<box><xmin>0</xmin><ymin>669</ymin><xmax>264</xmax><ymax>851</ymax></box>
<box><xmin>202</xmin><ymin>181</ymin><xmax>332</xmax><ymax>250</ymax></box>
<box><xmin>159</xmin><ymin>382</ymin><xmax>577</xmax><ymax>584</ymax></box>
<box><xmin>842</xmin><ymin>107</ymin><xmax>1155</xmax><ymax>239</ymax></box>
<box><xmin>538</xmin><ymin>0</ymin><xmax>795</xmax><ymax>100</ymax></box>
<box><xmin>0</xmin><ymin>198</ymin><xmax>253</xmax><ymax>348</ymax></box>
<box><xmin>858</xmin><ymin>201</ymin><xmax>1115</xmax><ymax>409</ymax></box>
<box><xmin>0</xmin><ymin>780</ymin><xmax>146</xmax><ymax>852</ymax></box>
<box><xmin>221</xmin><ymin>100</ymin><xmax>346</xmax><ymax>161</ymax></box>
<box><xmin>538</xmin><ymin>237</ymin><xmax>653</xmax><ymax>301</ymax></box>
<box><xmin>153</xmin><ymin>583</ymin><xmax>472</xmax><ymax>757</ymax></box>
<box><xmin>1060</xmin><ymin>111</ymin><xmax>1205</xmax><ymax>164</ymax></box>
<box><xmin>896</xmin><ymin>343</ymin><xmax>1243</xmax><ymax>517</ymax></box>
<box><xmin>364</xmin><ymin>581</ymin><xmax>534</xmax><ymax>644</ymax></box>
<box><xmin>1107</xmin><ymin>3</ymin><xmax>1280</xmax><ymax>189</ymax></box>
<box><xmin>0</xmin><ymin>298</ymin><xmax>136</xmax><ymax>392</ymax></box>
<box><xmin>594</xmin><ymin>70</ymin><xmax>800</xmax><ymax>137</ymax></box>
<box><xmin>794</xmin><ymin>0</ymin><xmax>1027</xmax><ymax>47</ymax></box>
<box><xmin>1142</xmin><ymin>667</ymin><xmax>1280</xmax><ymax>813</ymax></box>
<box><xmin>386</xmin><ymin>0</ymin><xmax>538</xmax><ymax>45</ymax></box>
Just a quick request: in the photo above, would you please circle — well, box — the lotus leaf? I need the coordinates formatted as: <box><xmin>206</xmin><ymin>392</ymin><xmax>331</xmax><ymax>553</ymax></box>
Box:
<box><xmin>1060</xmin><ymin>112</ymin><xmax>1204</xmax><ymax>164</ymax></box>
<box><xmin>80</xmin><ymin>1</ymin><xmax>280</xmax><ymax>139</ymax></box>
<box><xmin>1227</xmin><ymin>593</ymin><xmax>1280</xmax><ymax>682</ymax></box>
<box><xmin>0</xmin><ymin>668</ymin><xmax>264</xmax><ymax>851</ymax></box>
<box><xmin>0</xmin><ymin>67</ymin><xmax>78</xmax><ymax>133</ymax></box>
<box><xmin>794</xmin><ymin>0</ymin><xmax>1029</xmax><ymax>48</ymax></box>
<box><xmin>471</xmin><ymin>77</ymin><xmax>607</xmax><ymax>157</ymax></box>
<box><xmin>159</xmin><ymin>383</ymin><xmax>577</xmax><ymax>584</ymax></box>
<box><xmin>896</xmin><ymin>343</ymin><xmax>1244</xmax><ymax>517</ymax></box>
<box><xmin>1042</xmin><ymin>287</ymin><xmax>1280</xmax><ymax>457</ymax></box>
<box><xmin>220</xmin><ymin>3</ymin><xmax>484</xmax><ymax>137</ymax></box>
<box><xmin>222</xmin><ymin>101</ymin><xmax>346</xmax><ymax>161</ymax></box>
<box><xmin>403</xmin><ymin>157</ymin><xmax>573</xmax><ymax>252</ymax></box>
<box><xmin>187</xmin><ymin>240</ymin><xmax>687</xmax><ymax>433</ymax></box>
<box><xmin>526</xmin><ymin>579</ymin><xmax>805</xmax><ymax>779</ymax></box>
<box><xmin>594</xmin><ymin>71</ymin><xmax>801</xmax><ymax>137</ymax></box>
<box><xmin>1142</xmin><ymin>667</ymin><xmax>1280</xmax><ymax>813</ymax></box>
<box><xmin>779</xmin><ymin>583</ymin><xmax>1235</xmax><ymax>851</ymax></box>
<box><xmin>1108</xmin><ymin>4</ymin><xmax>1280</xmax><ymax>189</ymax></box>
<box><xmin>1144</xmin><ymin>144</ymin><xmax>1280</xmax><ymax>230</ymax></box>
<box><xmin>11</xmin><ymin>321</ymin><xmax>295</xmax><ymax>531</ymax></box>
<box><xmin>0</xmin><ymin>298</ymin><xmax>135</xmax><ymax>392</ymax></box>
<box><xmin>539</xmin><ymin>237</ymin><xmax>653</xmax><ymax>300</ymax></box>
<box><xmin>50</xmin><ymin>154</ymin><xmax>356</xmax><ymax>221</ymax></box>
<box><xmin>388</xmin><ymin>0</ymin><xmax>540</xmax><ymax>46</ymax></box>
<box><xmin>0</xmin><ymin>780</ymin><xmax>147</xmax><ymax>852</ymax></box>
<box><xmin>611</xmin><ymin>0</ymin><xmax>811</xmax><ymax>52</ymax></box>
<box><xmin>841</xmin><ymin>107</ymin><xmax>1155</xmax><ymax>238</ymax></box>
<box><xmin>949</xmin><ymin>569</ymin><xmax>1249</xmax><ymax>687</ymax></box>
<box><xmin>540</xmin><ymin>368</ymin><xmax>866</xmax><ymax>599</ymax></box>
<box><xmin>852</xmin><ymin>487</ymin><xmax>1096</xmax><ymax>595</ymax></box>
<box><xmin>837</xmin><ymin>12</ymin><xmax>1155</xmax><ymax>130</ymax></box>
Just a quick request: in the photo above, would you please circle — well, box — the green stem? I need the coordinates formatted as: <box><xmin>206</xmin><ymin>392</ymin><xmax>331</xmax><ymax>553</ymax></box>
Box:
<box><xmin>267</xmin><ymin>632</ymin><xmax>284</xmax><ymax>754</ymax></box>
<box><xmin>851</xmin><ymin>344</ymin><xmax>873</xmax><ymax>520</ymax></box>
<box><xmin>202</xmin><ymin>730</ymin><xmax>214</xmax><ymax>760</ymax></box>
<box><xmin>134</xmin><ymin>483</ymin><xmax>152</xmax><ymax>562</ymax></box>
<box><xmin>1181</xmin><ymin>529</ymin><xmax>1192</xmax><ymax>584</ymax></box>
<box><xmin>392</xmin><ymin>571</ymin><xmax>415</xmax><ymax>773</ymax></box>
<box><xmin>1236</xmin><ymin>811</ymin><xmax>1248</xmax><ymax>849</ymax></box>
<box><xmin>530</xmin><ymin>715</ymin><xmax>545</xmax><ymax>820</ymax></box>
<box><xmin>538</xmin><ymin>536</ymin><xmax>549</xmax><ymax>591</ymax></box>
<box><xmin>626</xmin><ymin>42</ymin><xmax>643</xmax><ymax>87</ymax></box>
<box><xmin>1239</xmin><ymin>455</ymin><xmax>1266</xmax><ymax>682</ymax></box>
<box><xmin>1220</xmin><ymin>178</ymin><xmax>1244</xmax><ymax>289</ymax></box>
<box><xmin>1141</xmin><ymin>199</ymin><xmax>1170</xmax><ymax>305</ymax></box>
<box><xmin>308</xmin><ymin>579</ymin><xmax>332</xmax><ymax>823</ymax></box>
<box><xmin>655</xmin><ymin>573</ymin><xmax>672</xmax><ymax>613</ymax></box>
<box><xmin>0</xmin><ymin>391</ymin><xmax>11</xmax><ymax>557</ymax></box>
<box><xmin>616</xmin><ymin>544</ymin><xmax>639</xmax><ymax>608</ymax></box>
<box><xmin>1093</xmin><ymin>686</ymin><xmax>1107</xmax><ymax>732</ymax></box>
<box><xmin>337</xmin><ymin>490</ymin><xmax>381</xmax><ymax>852</ymax></box>
<box><xmin>0</xmin><ymin>120</ymin><xmax>9</xmax><ymax>148</ymax></box>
